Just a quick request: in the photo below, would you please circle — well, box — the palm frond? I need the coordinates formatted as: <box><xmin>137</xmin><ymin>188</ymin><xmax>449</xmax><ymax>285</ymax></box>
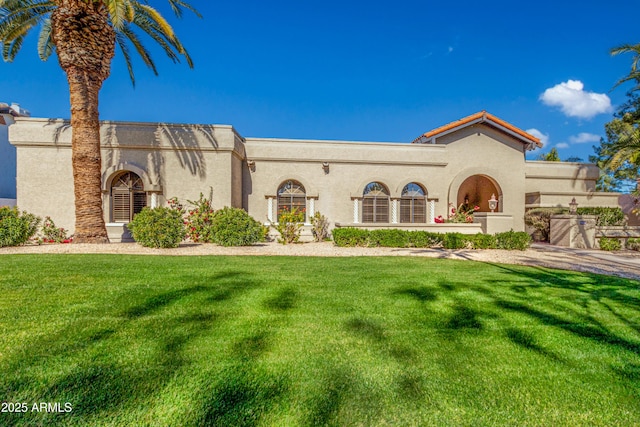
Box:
<box><xmin>36</xmin><ymin>15</ymin><xmax>52</xmax><ymax>60</ymax></box>
<box><xmin>115</xmin><ymin>31</ymin><xmax>136</xmax><ymax>86</ymax></box>
<box><xmin>166</xmin><ymin>0</ymin><xmax>202</xmax><ymax>19</ymax></box>
<box><xmin>611</xmin><ymin>43</ymin><xmax>640</xmax><ymax>90</ymax></box>
<box><xmin>1</xmin><ymin>0</ymin><xmax>198</xmax><ymax>84</ymax></box>
<box><xmin>119</xmin><ymin>24</ymin><xmax>158</xmax><ymax>75</ymax></box>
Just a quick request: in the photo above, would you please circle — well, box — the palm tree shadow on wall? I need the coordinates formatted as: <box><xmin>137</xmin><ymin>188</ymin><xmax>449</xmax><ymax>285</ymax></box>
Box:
<box><xmin>153</xmin><ymin>123</ymin><xmax>219</xmax><ymax>179</ymax></box>
<box><xmin>44</xmin><ymin>120</ymin><xmax>219</xmax><ymax>184</ymax></box>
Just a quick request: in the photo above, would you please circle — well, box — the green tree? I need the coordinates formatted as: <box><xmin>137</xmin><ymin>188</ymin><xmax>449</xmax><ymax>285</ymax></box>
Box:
<box><xmin>591</xmin><ymin>43</ymin><xmax>640</xmax><ymax>195</ymax></box>
<box><xmin>0</xmin><ymin>0</ymin><xmax>200</xmax><ymax>243</ymax></box>
<box><xmin>536</xmin><ymin>147</ymin><xmax>561</xmax><ymax>161</ymax></box>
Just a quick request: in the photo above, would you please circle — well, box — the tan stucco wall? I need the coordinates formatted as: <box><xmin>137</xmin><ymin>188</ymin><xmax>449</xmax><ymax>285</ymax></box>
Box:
<box><xmin>10</xmin><ymin>117</ymin><xmax>609</xmax><ymax>236</ymax></box>
<box><xmin>10</xmin><ymin>118</ymin><xmax>244</xmax><ymax>232</ymax></box>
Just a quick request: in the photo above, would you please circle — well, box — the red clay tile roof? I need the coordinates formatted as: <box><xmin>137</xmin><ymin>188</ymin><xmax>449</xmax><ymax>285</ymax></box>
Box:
<box><xmin>412</xmin><ymin>111</ymin><xmax>542</xmax><ymax>147</ymax></box>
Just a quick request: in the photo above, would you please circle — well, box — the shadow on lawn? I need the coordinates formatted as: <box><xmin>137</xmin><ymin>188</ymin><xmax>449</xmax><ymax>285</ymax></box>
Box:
<box><xmin>1</xmin><ymin>271</ymin><xmax>263</xmax><ymax>425</ymax></box>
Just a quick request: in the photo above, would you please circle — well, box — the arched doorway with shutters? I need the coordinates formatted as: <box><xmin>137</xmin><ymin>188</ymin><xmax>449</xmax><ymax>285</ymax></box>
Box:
<box><xmin>110</xmin><ymin>171</ymin><xmax>147</xmax><ymax>222</ymax></box>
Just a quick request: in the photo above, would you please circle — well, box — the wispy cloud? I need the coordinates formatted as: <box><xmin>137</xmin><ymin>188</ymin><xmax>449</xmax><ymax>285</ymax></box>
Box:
<box><xmin>526</xmin><ymin>128</ymin><xmax>550</xmax><ymax>146</ymax></box>
<box><xmin>539</xmin><ymin>80</ymin><xmax>612</xmax><ymax>119</ymax></box>
<box><xmin>569</xmin><ymin>132</ymin><xmax>600</xmax><ymax>144</ymax></box>
<box><xmin>555</xmin><ymin>142</ymin><xmax>570</xmax><ymax>149</ymax></box>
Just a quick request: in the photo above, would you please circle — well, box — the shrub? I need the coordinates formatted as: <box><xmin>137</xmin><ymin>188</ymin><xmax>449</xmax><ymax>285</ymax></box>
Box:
<box><xmin>576</xmin><ymin>207</ymin><xmax>625</xmax><ymax>226</ymax></box>
<box><xmin>407</xmin><ymin>231</ymin><xmax>442</xmax><ymax>248</ymax></box>
<box><xmin>184</xmin><ymin>194</ymin><xmax>216</xmax><ymax>243</ymax></box>
<box><xmin>524</xmin><ymin>208</ymin><xmax>565</xmax><ymax>242</ymax></box>
<box><xmin>127</xmin><ymin>207</ymin><xmax>185</xmax><ymax>248</ymax></box>
<box><xmin>526</xmin><ymin>207</ymin><xmax>626</xmax><ymax>242</ymax></box>
<box><xmin>496</xmin><ymin>230</ymin><xmax>531</xmax><ymax>251</ymax></box>
<box><xmin>332</xmin><ymin>228</ymin><xmax>370</xmax><ymax>247</ymax></box>
<box><xmin>210</xmin><ymin>207</ymin><xmax>265</xmax><ymax>246</ymax></box>
<box><xmin>0</xmin><ymin>207</ymin><xmax>40</xmax><ymax>247</ymax></box>
<box><xmin>599</xmin><ymin>237</ymin><xmax>622</xmax><ymax>251</ymax></box>
<box><xmin>471</xmin><ymin>233</ymin><xmax>498</xmax><ymax>249</ymax></box>
<box><xmin>627</xmin><ymin>238</ymin><xmax>640</xmax><ymax>251</ymax></box>
<box><xmin>274</xmin><ymin>207</ymin><xmax>304</xmax><ymax>244</ymax></box>
<box><xmin>41</xmin><ymin>216</ymin><xmax>69</xmax><ymax>243</ymax></box>
<box><xmin>443</xmin><ymin>232</ymin><xmax>467</xmax><ymax>249</ymax></box>
<box><xmin>311</xmin><ymin>211</ymin><xmax>330</xmax><ymax>242</ymax></box>
<box><xmin>369</xmin><ymin>229</ymin><xmax>409</xmax><ymax>247</ymax></box>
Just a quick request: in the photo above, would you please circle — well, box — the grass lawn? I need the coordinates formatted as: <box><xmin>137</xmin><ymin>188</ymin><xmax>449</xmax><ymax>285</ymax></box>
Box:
<box><xmin>0</xmin><ymin>255</ymin><xmax>639</xmax><ymax>426</ymax></box>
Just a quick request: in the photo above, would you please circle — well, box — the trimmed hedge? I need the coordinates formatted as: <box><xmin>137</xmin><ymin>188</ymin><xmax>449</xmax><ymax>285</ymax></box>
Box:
<box><xmin>332</xmin><ymin>228</ymin><xmax>530</xmax><ymax>251</ymax></box>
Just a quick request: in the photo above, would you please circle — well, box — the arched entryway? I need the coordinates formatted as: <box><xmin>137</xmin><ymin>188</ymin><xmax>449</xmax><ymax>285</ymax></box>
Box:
<box><xmin>456</xmin><ymin>175</ymin><xmax>501</xmax><ymax>212</ymax></box>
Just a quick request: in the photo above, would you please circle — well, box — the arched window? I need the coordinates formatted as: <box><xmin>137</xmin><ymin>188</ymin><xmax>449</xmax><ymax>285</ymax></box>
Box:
<box><xmin>401</xmin><ymin>183</ymin><xmax>426</xmax><ymax>223</ymax></box>
<box><xmin>362</xmin><ymin>182</ymin><xmax>389</xmax><ymax>223</ymax></box>
<box><xmin>111</xmin><ymin>171</ymin><xmax>146</xmax><ymax>222</ymax></box>
<box><xmin>277</xmin><ymin>180</ymin><xmax>306</xmax><ymax>220</ymax></box>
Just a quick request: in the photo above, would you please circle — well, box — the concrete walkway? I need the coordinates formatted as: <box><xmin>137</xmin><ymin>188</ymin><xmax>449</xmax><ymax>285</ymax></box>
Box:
<box><xmin>532</xmin><ymin>243</ymin><xmax>640</xmax><ymax>269</ymax></box>
<box><xmin>529</xmin><ymin>243</ymin><xmax>640</xmax><ymax>280</ymax></box>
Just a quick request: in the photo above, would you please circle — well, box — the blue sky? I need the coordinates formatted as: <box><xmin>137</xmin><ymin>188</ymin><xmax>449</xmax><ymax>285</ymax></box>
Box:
<box><xmin>1</xmin><ymin>0</ymin><xmax>639</xmax><ymax>162</ymax></box>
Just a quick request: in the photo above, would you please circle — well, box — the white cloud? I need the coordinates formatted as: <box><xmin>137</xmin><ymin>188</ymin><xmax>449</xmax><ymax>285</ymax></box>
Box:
<box><xmin>555</xmin><ymin>142</ymin><xmax>570</xmax><ymax>149</ymax></box>
<box><xmin>526</xmin><ymin>128</ymin><xmax>550</xmax><ymax>146</ymax></box>
<box><xmin>569</xmin><ymin>132</ymin><xmax>601</xmax><ymax>144</ymax></box>
<box><xmin>539</xmin><ymin>80</ymin><xmax>612</xmax><ymax>119</ymax></box>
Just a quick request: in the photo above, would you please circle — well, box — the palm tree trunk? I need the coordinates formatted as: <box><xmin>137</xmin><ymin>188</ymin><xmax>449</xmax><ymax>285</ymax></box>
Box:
<box><xmin>67</xmin><ymin>71</ymin><xmax>108</xmax><ymax>243</ymax></box>
<box><xmin>51</xmin><ymin>0</ymin><xmax>115</xmax><ymax>243</ymax></box>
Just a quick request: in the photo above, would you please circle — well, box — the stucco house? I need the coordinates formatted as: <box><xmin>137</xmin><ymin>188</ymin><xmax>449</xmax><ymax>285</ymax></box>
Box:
<box><xmin>9</xmin><ymin>111</ymin><xmax>622</xmax><ymax>241</ymax></box>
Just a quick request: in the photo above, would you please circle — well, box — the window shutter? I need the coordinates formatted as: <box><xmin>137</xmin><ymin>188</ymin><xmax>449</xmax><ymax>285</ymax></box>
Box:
<box><xmin>112</xmin><ymin>189</ymin><xmax>130</xmax><ymax>222</ymax></box>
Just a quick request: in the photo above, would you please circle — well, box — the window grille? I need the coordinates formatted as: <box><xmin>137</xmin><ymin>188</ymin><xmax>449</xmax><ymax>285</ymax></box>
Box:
<box><xmin>277</xmin><ymin>180</ymin><xmax>306</xmax><ymax>220</ymax></box>
<box><xmin>362</xmin><ymin>182</ymin><xmax>389</xmax><ymax>223</ymax></box>
<box><xmin>111</xmin><ymin>171</ymin><xmax>146</xmax><ymax>222</ymax></box>
<box><xmin>400</xmin><ymin>183</ymin><xmax>426</xmax><ymax>223</ymax></box>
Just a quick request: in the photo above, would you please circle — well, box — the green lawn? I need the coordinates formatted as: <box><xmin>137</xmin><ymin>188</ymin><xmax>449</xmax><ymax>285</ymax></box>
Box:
<box><xmin>0</xmin><ymin>255</ymin><xmax>639</xmax><ymax>426</ymax></box>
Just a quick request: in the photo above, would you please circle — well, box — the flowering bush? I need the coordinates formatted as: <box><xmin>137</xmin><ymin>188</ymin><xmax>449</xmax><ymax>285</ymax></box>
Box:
<box><xmin>447</xmin><ymin>203</ymin><xmax>479</xmax><ymax>223</ymax></box>
<box><xmin>274</xmin><ymin>207</ymin><xmax>305</xmax><ymax>244</ymax></box>
<box><xmin>41</xmin><ymin>216</ymin><xmax>70</xmax><ymax>243</ymax></box>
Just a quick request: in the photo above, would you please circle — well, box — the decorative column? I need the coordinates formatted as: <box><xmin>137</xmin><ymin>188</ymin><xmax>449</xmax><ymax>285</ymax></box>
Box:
<box><xmin>267</xmin><ymin>197</ymin><xmax>274</xmax><ymax>223</ymax></box>
<box><xmin>150</xmin><ymin>193</ymin><xmax>158</xmax><ymax>209</ymax></box>
<box><xmin>308</xmin><ymin>198</ymin><xmax>315</xmax><ymax>218</ymax></box>
<box><xmin>391</xmin><ymin>199</ymin><xmax>398</xmax><ymax>224</ymax></box>
<box><xmin>429</xmin><ymin>200</ymin><xmax>435</xmax><ymax>223</ymax></box>
<box><xmin>353</xmin><ymin>199</ymin><xmax>359</xmax><ymax>223</ymax></box>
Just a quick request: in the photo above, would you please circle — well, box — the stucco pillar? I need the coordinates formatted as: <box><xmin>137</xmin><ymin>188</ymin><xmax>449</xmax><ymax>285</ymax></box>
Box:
<box><xmin>353</xmin><ymin>199</ymin><xmax>359</xmax><ymax>224</ymax></box>
<box><xmin>267</xmin><ymin>197</ymin><xmax>274</xmax><ymax>222</ymax></box>
<box><xmin>150</xmin><ymin>193</ymin><xmax>158</xmax><ymax>209</ymax></box>
<box><xmin>428</xmin><ymin>200</ymin><xmax>435</xmax><ymax>224</ymax></box>
<box><xmin>391</xmin><ymin>199</ymin><xmax>398</xmax><ymax>224</ymax></box>
<box><xmin>308</xmin><ymin>198</ymin><xmax>315</xmax><ymax>218</ymax></box>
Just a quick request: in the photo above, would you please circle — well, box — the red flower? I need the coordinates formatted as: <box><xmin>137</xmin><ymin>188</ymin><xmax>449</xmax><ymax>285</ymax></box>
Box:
<box><xmin>474</xmin><ymin>206</ymin><xmax>480</xmax><ymax>211</ymax></box>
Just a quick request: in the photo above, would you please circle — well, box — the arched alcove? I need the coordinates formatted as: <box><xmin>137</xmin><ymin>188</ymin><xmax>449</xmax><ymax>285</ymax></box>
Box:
<box><xmin>456</xmin><ymin>175</ymin><xmax>501</xmax><ymax>212</ymax></box>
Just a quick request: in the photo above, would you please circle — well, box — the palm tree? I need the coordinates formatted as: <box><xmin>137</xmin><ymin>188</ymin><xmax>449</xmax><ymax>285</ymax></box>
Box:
<box><xmin>612</xmin><ymin>43</ymin><xmax>640</xmax><ymax>91</ymax></box>
<box><xmin>0</xmin><ymin>0</ymin><xmax>199</xmax><ymax>243</ymax></box>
